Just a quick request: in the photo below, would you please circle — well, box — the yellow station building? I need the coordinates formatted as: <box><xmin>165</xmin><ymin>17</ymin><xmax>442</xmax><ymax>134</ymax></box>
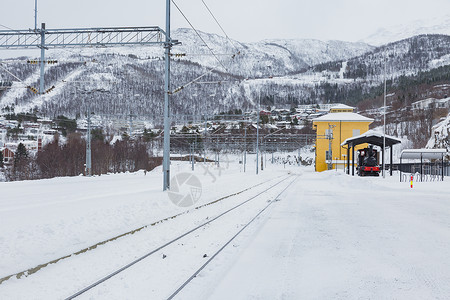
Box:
<box><xmin>312</xmin><ymin>104</ymin><xmax>374</xmax><ymax>172</ymax></box>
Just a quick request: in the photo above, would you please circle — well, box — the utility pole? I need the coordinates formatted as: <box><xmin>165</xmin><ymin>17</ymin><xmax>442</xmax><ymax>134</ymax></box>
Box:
<box><xmin>128</xmin><ymin>108</ymin><xmax>133</xmax><ymax>137</ymax></box>
<box><xmin>190</xmin><ymin>144</ymin><xmax>195</xmax><ymax>171</ymax></box>
<box><xmin>327</xmin><ymin>124</ymin><xmax>336</xmax><ymax>170</ymax></box>
<box><xmin>34</xmin><ymin>0</ymin><xmax>38</xmax><ymax>32</ymax></box>
<box><xmin>39</xmin><ymin>23</ymin><xmax>45</xmax><ymax>94</ymax></box>
<box><xmin>203</xmin><ymin>115</ymin><xmax>207</xmax><ymax>163</ymax></box>
<box><xmin>162</xmin><ymin>0</ymin><xmax>171</xmax><ymax>190</ymax></box>
<box><xmin>86</xmin><ymin>105</ymin><xmax>92</xmax><ymax>177</ymax></box>
<box><xmin>244</xmin><ymin>125</ymin><xmax>247</xmax><ymax>172</ymax></box>
<box><xmin>256</xmin><ymin>97</ymin><xmax>260</xmax><ymax>175</ymax></box>
<box><xmin>383</xmin><ymin>55</ymin><xmax>387</xmax><ymax>178</ymax></box>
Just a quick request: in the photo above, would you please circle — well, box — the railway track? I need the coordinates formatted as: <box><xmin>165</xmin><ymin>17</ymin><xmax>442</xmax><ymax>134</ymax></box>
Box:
<box><xmin>167</xmin><ymin>175</ymin><xmax>298</xmax><ymax>299</ymax></box>
<box><xmin>64</xmin><ymin>174</ymin><xmax>297</xmax><ymax>299</ymax></box>
<box><xmin>0</xmin><ymin>174</ymin><xmax>285</xmax><ymax>286</ymax></box>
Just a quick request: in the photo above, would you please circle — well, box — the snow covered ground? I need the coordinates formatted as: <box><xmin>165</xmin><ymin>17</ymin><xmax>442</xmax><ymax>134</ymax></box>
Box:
<box><xmin>1</xmin><ymin>153</ymin><xmax>450</xmax><ymax>299</ymax></box>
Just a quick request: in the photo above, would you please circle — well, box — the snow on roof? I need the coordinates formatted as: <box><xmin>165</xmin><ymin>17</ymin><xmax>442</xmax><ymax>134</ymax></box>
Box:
<box><xmin>312</xmin><ymin>112</ymin><xmax>373</xmax><ymax>122</ymax></box>
<box><xmin>401</xmin><ymin>149</ymin><xmax>447</xmax><ymax>160</ymax></box>
<box><xmin>330</xmin><ymin>104</ymin><xmax>354</xmax><ymax>110</ymax></box>
<box><xmin>340</xmin><ymin>129</ymin><xmax>402</xmax><ymax>146</ymax></box>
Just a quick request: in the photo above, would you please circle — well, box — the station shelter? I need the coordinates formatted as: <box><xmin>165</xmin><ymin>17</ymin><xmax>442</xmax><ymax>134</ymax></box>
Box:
<box><xmin>312</xmin><ymin>105</ymin><xmax>374</xmax><ymax>172</ymax></box>
<box><xmin>399</xmin><ymin>149</ymin><xmax>447</xmax><ymax>182</ymax></box>
<box><xmin>341</xmin><ymin>130</ymin><xmax>402</xmax><ymax>176</ymax></box>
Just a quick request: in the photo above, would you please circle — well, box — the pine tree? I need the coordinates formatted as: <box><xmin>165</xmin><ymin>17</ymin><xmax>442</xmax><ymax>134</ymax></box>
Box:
<box><xmin>0</xmin><ymin>150</ymin><xmax>4</xmax><ymax>168</ymax></box>
<box><xmin>14</xmin><ymin>143</ymin><xmax>28</xmax><ymax>167</ymax></box>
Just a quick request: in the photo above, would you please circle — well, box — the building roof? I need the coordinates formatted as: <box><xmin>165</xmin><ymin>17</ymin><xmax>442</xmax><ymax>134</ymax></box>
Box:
<box><xmin>330</xmin><ymin>104</ymin><xmax>355</xmax><ymax>110</ymax></box>
<box><xmin>341</xmin><ymin>130</ymin><xmax>402</xmax><ymax>147</ymax></box>
<box><xmin>400</xmin><ymin>149</ymin><xmax>447</xmax><ymax>160</ymax></box>
<box><xmin>312</xmin><ymin>112</ymin><xmax>374</xmax><ymax>122</ymax></box>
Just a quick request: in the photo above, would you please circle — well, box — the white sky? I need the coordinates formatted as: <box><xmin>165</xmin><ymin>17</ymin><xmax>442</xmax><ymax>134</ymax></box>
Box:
<box><xmin>0</xmin><ymin>0</ymin><xmax>449</xmax><ymax>58</ymax></box>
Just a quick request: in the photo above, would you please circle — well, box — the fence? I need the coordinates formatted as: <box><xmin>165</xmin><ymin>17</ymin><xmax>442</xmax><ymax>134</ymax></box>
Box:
<box><xmin>396</xmin><ymin>162</ymin><xmax>449</xmax><ymax>182</ymax></box>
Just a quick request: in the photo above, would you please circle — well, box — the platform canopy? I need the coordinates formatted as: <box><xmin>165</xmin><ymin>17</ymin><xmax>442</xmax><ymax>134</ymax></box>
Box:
<box><xmin>400</xmin><ymin>149</ymin><xmax>447</xmax><ymax>160</ymax></box>
<box><xmin>340</xmin><ymin>130</ymin><xmax>402</xmax><ymax>176</ymax></box>
<box><xmin>399</xmin><ymin>149</ymin><xmax>447</xmax><ymax>182</ymax></box>
<box><xmin>341</xmin><ymin>130</ymin><xmax>402</xmax><ymax>148</ymax></box>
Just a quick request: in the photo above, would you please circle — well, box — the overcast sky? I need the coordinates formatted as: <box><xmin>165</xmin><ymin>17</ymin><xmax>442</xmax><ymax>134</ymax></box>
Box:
<box><xmin>0</xmin><ymin>0</ymin><xmax>449</xmax><ymax>46</ymax></box>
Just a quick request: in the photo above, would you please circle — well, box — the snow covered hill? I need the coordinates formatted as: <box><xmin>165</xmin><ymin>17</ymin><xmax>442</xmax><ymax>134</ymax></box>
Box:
<box><xmin>362</xmin><ymin>14</ymin><xmax>450</xmax><ymax>46</ymax></box>
<box><xmin>0</xmin><ymin>29</ymin><xmax>448</xmax><ymax>132</ymax></box>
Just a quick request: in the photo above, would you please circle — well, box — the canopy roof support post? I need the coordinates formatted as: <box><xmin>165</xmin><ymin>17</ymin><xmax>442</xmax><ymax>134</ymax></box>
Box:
<box><xmin>352</xmin><ymin>144</ymin><xmax>355</xmax><ymax>176</ymax></box>
<box><xmin>421</xmin><ymin>154</ymin><xmax>423</xmax><ymax>182</ymax></box>
<box><xmin>390</xmin><ymin>145</ymin><xmax>393</xmax><ymax>176</ymax></box>
<box><xmin>347</xmin><ymin>146</ymin><xmax>350</xmax><ymax>175</ymax></box>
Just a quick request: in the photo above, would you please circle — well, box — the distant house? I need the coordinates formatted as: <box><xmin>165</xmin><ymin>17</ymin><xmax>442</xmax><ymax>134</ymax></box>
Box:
<box><xmin>276</xmin><ymin>121</ymin><xmax>291</xmax><ymax>129</ymax></box>
<box><xmin>1</xmin><ymin>147</ymin><xmax>15</xmax><ymax>165</ymax></box>
<box><xmin>412</xmin><ymin>97</ymin><xmax>450</xmax><ymax>110</ymax></box>
<box><xmin>329</xmin><ymin>104</ymin><xmax>355</xmax><ymax>113</ymax></box>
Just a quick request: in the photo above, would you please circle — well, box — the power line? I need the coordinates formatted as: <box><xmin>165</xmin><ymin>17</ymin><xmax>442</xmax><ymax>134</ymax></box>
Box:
<box><xmin>0</xmin><ymin>24</ymin><xmax>22</xmax><ymax>32</ymax></box>
<box><xmin>171</xmin><ymin>0</ymin><xmax>227</xmax><ymax>72</ymax></box>
<box><xmin>201</xmin><ymin>0</ymin><xmax>240</xmax><ymax>54</ymax></box>
<box><xmin>0</xmin><ymin>62</ymin><xmax>24</xmax><ymax>82</ymax></box>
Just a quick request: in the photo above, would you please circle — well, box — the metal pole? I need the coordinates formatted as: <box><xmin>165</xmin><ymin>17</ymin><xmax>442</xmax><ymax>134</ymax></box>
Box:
<box><xmin>244</xmin><ymin>126</ymin><xmax>246</xmax><ymax>172</ymax></box>
<box><xmin>190</xmin><ymin>144</ymin><xmax>194</xmax><ymax>171</ymax></box>
<box><xmin>162</xmin><ymin>0</ymin><xmax>171</xmax><ymax>191</ymax></box>
<box><xmin>256</xmin><ymin>99</ymin><xmax>260</xmax><ymax>175</ymax></box>
<box><xmin>39</xmin><ymin>23</ymin><xmax>45</xmax><ymax>94</ymax></box>
<box><xmin>261</xmin><ymin>141</ymin><xmax>264</xmax><ymax>171</ymax></box>
<box><xmin>204</xmin><ymin>115</ymin><xmax>207</xmax><ymax>163</ymax></box>
<box><xmin>383</xmin><ymin>55</ymin><xmax>387</xmax><ymax>178</ymax></box>
<box><xmin>86</xmin><ymin>104</ymin><xmax>92</xmax><ymax>176</ymax></box>
<box><xmin>34</xmin><ymin>0</ymin><xmax>38</xmax><ymax>32</ymax></box>
<box><xmin>128</xmin><ymin>109</ymin><xmax>133</xmax><ymax>137</ymax></box>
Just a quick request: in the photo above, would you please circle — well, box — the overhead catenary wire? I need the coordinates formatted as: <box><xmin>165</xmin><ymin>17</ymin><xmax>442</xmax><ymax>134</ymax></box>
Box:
<box><xmin>201</xmin><ymin>0</ymin><xmax>240</xmax><ymax>54</ymax></box>
<box><xmin>0</xmin><ymin>62</ymin><xmax>25</xmax><ymax>83</ymax></box>
<box><xmin>0</xmin><ymin>23</ymin><xmax>23</xmax><ymax>33</ymax></box>
<box><xmin>171</xmin><ymin>0</ymin><xmax>228</xmax><ymax>72</ymax></box>
<box><xmin>170</xmin><ymin>67</ymin><xmax>217</xmax><ymax>94</ymax></box>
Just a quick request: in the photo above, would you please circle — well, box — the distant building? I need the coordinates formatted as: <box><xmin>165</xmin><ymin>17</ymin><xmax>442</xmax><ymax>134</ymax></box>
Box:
<box><xmin>329</xmin><ymin>104</ymin><xmax>355</xmax><ymax>113</ymax></box>
<box><xmin>1</xmin><ymin>147</ymin><xmax>15</xmax><ymax>165</ymax></box>
<box><xmin>312</xmin><ymin>111</ymin><xmax>373</xmax><ymax>172</ymax></box>
<box><xmin>412</xmin><ymin>97</ymin><xmax>450</xmax><ymax>110</ymax></box>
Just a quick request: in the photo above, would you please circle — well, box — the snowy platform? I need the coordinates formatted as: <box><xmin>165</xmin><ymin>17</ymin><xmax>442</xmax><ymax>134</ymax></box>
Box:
<box><xmin>1</xmin><ymin>158</ymin><xmax>450</xmax><ymax>299</ymax></box>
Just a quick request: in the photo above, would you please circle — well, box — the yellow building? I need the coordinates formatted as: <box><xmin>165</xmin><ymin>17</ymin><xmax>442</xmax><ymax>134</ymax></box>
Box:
<box><xmin>329</xmin><ymin>104</ymin><xmax>355</xmax><ymax>113</ymax></box>
<box><xmin>312</xmin><ymin>106</ymin><xmax>374</xmax><ymax>172</ymax></box>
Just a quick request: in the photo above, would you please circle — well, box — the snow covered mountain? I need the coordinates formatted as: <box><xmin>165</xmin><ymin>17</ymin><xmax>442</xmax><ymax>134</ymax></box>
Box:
<box><xmin>171</xmin><ymin>28</ymin><xmax>373</xmax><ymax>77</ymax></box>
<box><xmin>0</xmin><ymin>29</ymin><xmax>448</xmax><ymax>125</ymax></box>
<box><xmin>362</xmin><ymin>14</ymin><xmax>450</xmax><ymax>46</ymax></box>
<box><xmin>0</xmin><ymin>28</ymin><xmax>373</xmax><ymax>118</ymax></box>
